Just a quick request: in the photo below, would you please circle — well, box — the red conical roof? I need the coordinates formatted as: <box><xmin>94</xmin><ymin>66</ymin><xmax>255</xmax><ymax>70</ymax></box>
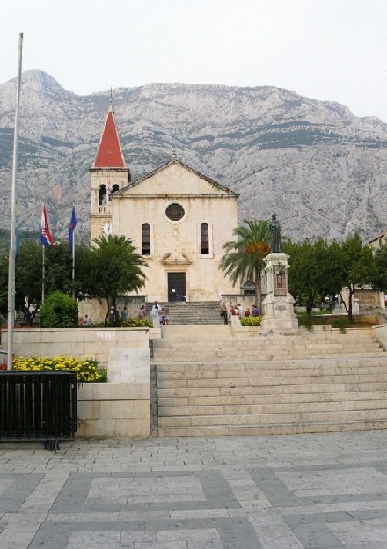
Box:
<box><xmin>93</xmin><ymin>105</ymin><xmax>126</xmax><ymax>168</ymax></box>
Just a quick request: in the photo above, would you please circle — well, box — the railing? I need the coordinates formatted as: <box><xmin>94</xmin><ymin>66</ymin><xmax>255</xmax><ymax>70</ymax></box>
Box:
<box><xmin>0</xmin><ymin>372</ymin><xmax>77</xmax><ymax>450</ymax></box>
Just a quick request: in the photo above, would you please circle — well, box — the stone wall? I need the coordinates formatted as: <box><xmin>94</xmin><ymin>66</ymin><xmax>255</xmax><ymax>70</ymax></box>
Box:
<box><xmin>0</xmin><ymin>328</ymin><xmax>153</xmax><ymax>439</ymax></box>
<box><xmin>1</xmin><ymin>327</ymin><xmax>150</xmax><ymax>366</ymax></box>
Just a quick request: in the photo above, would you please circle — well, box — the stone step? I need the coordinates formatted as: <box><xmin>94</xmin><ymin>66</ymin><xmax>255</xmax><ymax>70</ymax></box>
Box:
<box><xmin>157</xmin><ymin>373</ymin><xmax>387</xmax><ymax>390</ymax></box>
<box><xmin>153</xmin><ymin>350</ymin><xmax>385</xmax><ymax>361</ymax></box>
<box><xmin>153</xmin><ymin>327</ymin><xmax>387</xmax><ymax>438</ymax></box>
<box><xmin>158</xmin><ymin>398</ymin><xmax>387</xmax><ymax>419</ymax></box>
<box><xmin>156</xmin><ymin>363</ymin><xmax>387</xmax><ymax>378</ymax></box>
<box><xmin>158</xmin><ymin>419</ymin><xmax>387</xmax><ymax>438</ymax></box>
<box><xmin>156</xmin><ymin>358</ymin><xmax>387</xmax><ymax>373</ymax></box>
<box><xmin>147</xmin><ymin>302</ymin><xmax>223</xmax><ymax>325</ymax></box>
<box><xmin>158</xmin><ymin>390</ymin><xmax>387</xmax><ymax>406</ymax></box>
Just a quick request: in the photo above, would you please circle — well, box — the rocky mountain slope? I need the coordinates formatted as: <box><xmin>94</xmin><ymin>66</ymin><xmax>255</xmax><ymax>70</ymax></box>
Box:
<box><xmin>1</xmin><ymin>69</ymin><xmax>387</xmax><ymax>244</ymax></box>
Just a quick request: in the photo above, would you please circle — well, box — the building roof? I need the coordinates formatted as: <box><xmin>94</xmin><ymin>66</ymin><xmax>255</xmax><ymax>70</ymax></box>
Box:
<box><xmin>93</xmin><ymin>105</ymin><xmax>126</xmax><ymax>168</ymax></box>
<box><xmin>120</xmin><ymin>157</ymin><xmax>239</xmax><ymax>196</ymax></box>
<box><xmin>368</xmin><ymin>229</ymin><xmax>387</xmax><ymax>245</ymax></box>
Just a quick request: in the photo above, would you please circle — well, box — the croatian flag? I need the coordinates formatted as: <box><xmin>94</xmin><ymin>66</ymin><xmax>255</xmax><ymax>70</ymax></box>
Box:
<box><xmin>68</xmin><ymin>206</ymin><xmax>77</xmax><ymax>252</ymax></box>
<box><xmin>40</xmin><ymin>205</ymin><xmax>54</xmax><ymax>246</ymax></box>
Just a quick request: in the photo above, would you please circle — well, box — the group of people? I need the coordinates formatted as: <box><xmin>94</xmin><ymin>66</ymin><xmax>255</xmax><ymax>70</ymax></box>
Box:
<box><xmin>150</xmin><ymin>301</ymin><xmax>170</xmax><ymax>325</ymax></box>
<box><xmin>220</xmin><ymin>302</ymin><xmax>259</xmax><ymax>324</ymax></box>
<box><xmin>79</xmin><ymin>314</ymin><xmax>92</xmax><ymax>326</ymax></box>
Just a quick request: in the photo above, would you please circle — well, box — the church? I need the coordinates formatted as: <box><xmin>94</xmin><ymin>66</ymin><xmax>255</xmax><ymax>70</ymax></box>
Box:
<box><xmin>89</xmin><ymin>104</ymin><xmax>240</xmax><ymax>305</ymax></box>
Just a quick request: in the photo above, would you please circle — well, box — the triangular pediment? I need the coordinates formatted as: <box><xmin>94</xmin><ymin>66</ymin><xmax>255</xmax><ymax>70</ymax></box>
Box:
<box><xmin>117</xmin><ymin>159</ymin><xmax>238</xmax><ymax>197</ymax></box>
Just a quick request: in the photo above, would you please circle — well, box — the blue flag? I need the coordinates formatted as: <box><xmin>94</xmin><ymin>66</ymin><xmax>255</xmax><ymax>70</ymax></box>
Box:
<box><xmin>68</xmin><ymin>206</ymin><xmax>77</xmax><ymax>252</ymax></box>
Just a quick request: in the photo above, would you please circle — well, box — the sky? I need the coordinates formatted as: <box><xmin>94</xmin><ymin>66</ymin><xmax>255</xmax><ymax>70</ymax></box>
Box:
<box><xmin>1</xmin><ymin>0</ymin><xmax>387</xmax><ymax>121</ymax></box>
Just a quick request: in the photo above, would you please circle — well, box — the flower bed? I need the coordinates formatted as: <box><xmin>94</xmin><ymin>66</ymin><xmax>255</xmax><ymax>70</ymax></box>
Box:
<box><xmin>12</xmin><ymin>355</ymin><xmax>107</xmax><ymax>383</ymax></box>
<box><xmin>121</xmin><ymin>317</ymin><xmax>153</xmax><ymax>328</ymax></box>
<box><xmin>239</xmin><ymin>316</ymin><xmax>262</xmax><ymax>326</ymax></box>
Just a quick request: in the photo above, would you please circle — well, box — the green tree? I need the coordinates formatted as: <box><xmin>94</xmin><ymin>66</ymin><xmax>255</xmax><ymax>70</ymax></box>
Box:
<box><xmin>39</xmin><ymin>290</ymin><xmax>78</xmax><ymax>327</ymax></box>
<box><xmin>284</xmin><ymin>238</ymin><xmax>333</xmax><ymax>320</ymax></box>
<box><xmin>371</xmin><ymin>243</ymin><xmax>387</xmax><ymax>293</ymax></box>
<box><xmin>219</xmin><ymin>220</ymin><xmax>270</xmax><ymax>311</ymax></box>
<box><xmin>337</xmin><ymin>233</ymin><xmax>378</xmax><ymax>321</ymax></box>
<box><xmin>15</xmin><ymin>241</ymin><xmax>43</xmax><ymax>325</ymax></box>
<box><xmin>0</xmin><ymin>254</ymin><xmax>8</xmax><ymax>318</ymax></box>
<box><xmin>14</xmin><ymin>241</ymin><xmax>75</xmax><ymax>325</ymax></box>
<box><xmin>45</xmin><ymin>243</ymin><xmax>73</xmax><ymax>296</ymax></box>
<box><xmin>88</xmin><ymin>235</ymin><xmax>147</xmax><ymax>322</ymax></box>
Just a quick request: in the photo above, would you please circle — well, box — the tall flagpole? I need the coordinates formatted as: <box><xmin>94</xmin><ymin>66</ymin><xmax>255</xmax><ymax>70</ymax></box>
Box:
<box><xmin>42</xmin><ymin>244</ymin><xmax>45</xmax><ymax>303</ymax></box>
<box><xmin>7</xmin><ymin>33</ymin><xmax>23</xmax><ymax>370</ymax></box>
<box><xmin>72</xmin><ymin>208</ymin><xmax>75</xmax><ymax>299</ymax></box>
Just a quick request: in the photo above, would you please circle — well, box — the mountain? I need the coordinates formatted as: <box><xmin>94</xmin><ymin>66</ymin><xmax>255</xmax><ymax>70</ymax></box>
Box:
<box><xmin>1</xmin><ymin>69</ymin><xmax>387</xmax><ymax>244</ymax></box>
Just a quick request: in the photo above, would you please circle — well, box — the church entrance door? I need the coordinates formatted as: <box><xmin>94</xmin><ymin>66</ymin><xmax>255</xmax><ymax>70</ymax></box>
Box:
<box><xmin>168</xmin><ymin>272</ymin><xmax>186</xmax><ymax>301</ymax></box>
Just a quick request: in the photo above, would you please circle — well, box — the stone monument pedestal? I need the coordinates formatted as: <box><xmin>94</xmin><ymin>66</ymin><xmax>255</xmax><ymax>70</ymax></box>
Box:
<box><xmin>261</xmin><ymin>253</ymin><xmax>298</xmax><ymax>333</ymax></box>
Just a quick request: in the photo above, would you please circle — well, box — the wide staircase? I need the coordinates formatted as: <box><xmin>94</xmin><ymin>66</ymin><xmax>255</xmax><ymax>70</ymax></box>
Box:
<box><xmin>146</xmin><ymin>301</ymin><xmax>222</xmax><ymax>325</ymax></box>
<box><xmin>151</xmin><ymin>326</ymin><xmax>387</xmax><ymax>437</ymax></box>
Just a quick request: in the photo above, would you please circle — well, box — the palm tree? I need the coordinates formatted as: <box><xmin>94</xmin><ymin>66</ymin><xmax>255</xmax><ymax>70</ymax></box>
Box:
<box><xmin>89</xmin><ymin>234</ymin><xmax>148</xmax><ymax>322</ymax></box>
<box><xmin>219</xmin><ymin>220</ymin><xmax>270</xmax><ymax>312</ymax></box>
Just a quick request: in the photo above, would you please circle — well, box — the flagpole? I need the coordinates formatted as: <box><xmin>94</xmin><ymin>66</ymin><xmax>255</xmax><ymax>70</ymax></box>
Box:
<box><xmin>42</xmin><ymin>244</ymin><xmax>45</xmax><ymax>303</ymax></box>
<box><xmin>72</xmin><ymin>211</ymin><xmax>75</xmax><ymax>299</ymax></box>
<box><xmin>7</xmin><ymin>33</ymin><xmax>23</xmax><ymax>370</ymax></box>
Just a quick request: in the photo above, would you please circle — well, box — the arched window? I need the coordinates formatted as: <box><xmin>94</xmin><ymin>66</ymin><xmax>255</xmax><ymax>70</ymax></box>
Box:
<box><xmin>99</xmin><ymin>185</ymin><xmax>106</xmax><ymax>206</ymax></box>
<box><xmin>201</xmin><ymin>223</ymin><xmax>209</xmax><ymax>255</ymax></box>
<box><xmin>142</xmin><ymin>223</ymin><xmax>150</xmax><ymax>255</ymax></box>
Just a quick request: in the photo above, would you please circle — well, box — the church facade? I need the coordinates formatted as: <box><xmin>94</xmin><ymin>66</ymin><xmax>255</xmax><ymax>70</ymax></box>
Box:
<box><xmin>90</xmin><ymin>105</ymin><xmax>239</xmax><ymax>303</ymax></box>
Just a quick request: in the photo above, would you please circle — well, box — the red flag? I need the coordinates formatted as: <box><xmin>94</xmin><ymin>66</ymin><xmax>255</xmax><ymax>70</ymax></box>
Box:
<box><xmin>40</xmin><ymin>205</ymin><xmax>54</xmax><ymax>246</ymax></box>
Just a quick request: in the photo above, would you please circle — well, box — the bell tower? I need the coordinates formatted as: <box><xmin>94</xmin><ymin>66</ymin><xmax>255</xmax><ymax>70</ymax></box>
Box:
<box><xmin>90</xmin><ymin>103</ymin><xmax>130</xmax><ymax>242</ymax></box>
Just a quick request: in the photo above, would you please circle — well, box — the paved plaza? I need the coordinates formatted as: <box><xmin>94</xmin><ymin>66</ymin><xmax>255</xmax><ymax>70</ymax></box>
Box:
<box><xmin>1</xmin><ymin>431</ymin><xmax>387</xmax><ymax>548</ymax></box>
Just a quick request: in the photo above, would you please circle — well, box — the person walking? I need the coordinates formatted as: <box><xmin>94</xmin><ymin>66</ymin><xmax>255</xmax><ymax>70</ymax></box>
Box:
<box><xmin>220</xmin><ymin>302</ymin><xmax>228</xmax><ymax>325</ymax></box>
<box><xmin>150</xmin><ymin>301</ymin><xmax>162</xmax><ymax>327</ymax></box>
<box><xmin>164</xmin><ymin>308</ymin><xmax>170</xmax><ymax>325</ymax></box>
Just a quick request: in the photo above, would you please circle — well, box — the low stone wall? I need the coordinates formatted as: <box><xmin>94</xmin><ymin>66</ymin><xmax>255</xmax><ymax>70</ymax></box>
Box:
<box><xmin>1</xmin><ymin>327</ymin><xmax>151</xmax><ymax>365</ymax></box>
<box><xmin>1</xmin><ymin>328</ymin><xmax>153</xmax><ymax>439</ymax></box>
<box><xmin>373</xmin><ymin>324</ymin><xmax>387</xmax><ymax>351</ymax></box>
<box><xmin>77</xmin><ymin>348</ymin><xmax>150</xmax><ymax>439</ymax></box>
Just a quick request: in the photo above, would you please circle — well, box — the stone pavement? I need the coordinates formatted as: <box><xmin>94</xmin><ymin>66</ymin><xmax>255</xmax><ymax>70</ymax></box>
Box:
<box><xmin>2</xmin><ymin>431</ymin><xmax>387</xmax><ymax>548</ymax></box>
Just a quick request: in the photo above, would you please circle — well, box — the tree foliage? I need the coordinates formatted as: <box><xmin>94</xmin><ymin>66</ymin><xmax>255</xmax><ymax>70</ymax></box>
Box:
<box><xmin>284</xmin><ymin>233</ymin><xmax>378</xmax><ymax>322</ymax></box>
<box><xmin>88</xmin><ymin>235</ymin><xmax>147</xmax><ymax>320</ymax></box>
<box><xmin>370</xmin><ymin>244</ymin><xmax>387</xmax><ymax>293</ymax></box>
<box><xmin>0</xmin><ymin>255</ymin><xmax>8</xmax><ymax>318</ymax></box>
<box><xmin>15</xmin><ymin>241</ymin><xmax>43</xmax><ymax>325</ymax></box>
<box><xmin>219</xmin><ymin>220</ymin><xmax>270</xmax><ymax>310</ymax></box>
<box><xmin>39</xmin><ymin>290</ymin><xmax>78</xmax><ymax>328</ymax></box>
<box><xmin>337</xmin><ymin>233</ymin><xmax>378</xmax><ymax>320</ymax></box>
<box><xmin>284</xmin><ymin>238</ymin><xmax>333</xmax><ymax>317</ymax></box>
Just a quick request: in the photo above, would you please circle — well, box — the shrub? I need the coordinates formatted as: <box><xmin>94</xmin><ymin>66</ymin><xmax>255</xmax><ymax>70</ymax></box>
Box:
<box><xmin>40</xmin><ymin>291</ymin><xmax>78</xmax><ymax>328</ymax></box>
<box><xmin>121</xmin><ymin>317</ymin><xmax>153</xmax><ymax>328</ymax></box>
<box><xmin>331</xmin><ymin>317</ymin><xmax>352</xmax><ymax>333</ymax></box>
<box><xmin>239</xmin><ymin>316</ymin><xmax>262</xmax><ymax>326</ymax></box>
<box><xmin>12</xmin><ymin>355</ymin><xmax>107</xmax><ymax>383</ymax></box>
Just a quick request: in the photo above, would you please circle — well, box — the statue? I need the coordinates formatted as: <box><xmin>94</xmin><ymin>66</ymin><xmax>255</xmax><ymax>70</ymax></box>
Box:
<box><xmin>268</xmin><ymin>214</ymin><xmax>282</xmax><ymax>253</ymax></box>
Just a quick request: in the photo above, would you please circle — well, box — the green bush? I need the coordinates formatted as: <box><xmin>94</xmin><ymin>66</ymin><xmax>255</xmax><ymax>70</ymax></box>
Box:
<box><xmin>331</xmin><ymin>317</ymin><xmax>353</xmax><ymax>333</ymax></box>
<box><xmin>121</xmin><ymin>317</ymin><xmax>153</xmax><ymax>328</ymax></box>
<box><xmin>39</xmin><ymin>291</ymin><xmax>78</xmax><ymax>328</ymax></box>
<box><xmin>239</xmin><ymin>316</ymin><xmax>262</xmax><ymax>326</ymax></box>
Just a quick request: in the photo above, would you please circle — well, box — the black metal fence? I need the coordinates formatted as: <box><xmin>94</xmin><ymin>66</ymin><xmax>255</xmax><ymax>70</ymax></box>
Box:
<box><xmin>0</xmin><ymin>371</ymin><xmax>77</xmax><ymax>448</ymax></box>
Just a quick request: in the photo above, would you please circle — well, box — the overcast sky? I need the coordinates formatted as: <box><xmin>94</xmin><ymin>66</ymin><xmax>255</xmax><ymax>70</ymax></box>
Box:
<box><xmin>2</xmin><ymin>0</ymin><xmax>387</xmax><ymax>121</ymax></box>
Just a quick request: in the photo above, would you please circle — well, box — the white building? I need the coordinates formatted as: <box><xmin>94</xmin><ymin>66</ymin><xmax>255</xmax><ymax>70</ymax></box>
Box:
<box><xmin>90</xmin><ymin>104</ymin><xmax>239</xmax><ymax>304</ymax></box>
